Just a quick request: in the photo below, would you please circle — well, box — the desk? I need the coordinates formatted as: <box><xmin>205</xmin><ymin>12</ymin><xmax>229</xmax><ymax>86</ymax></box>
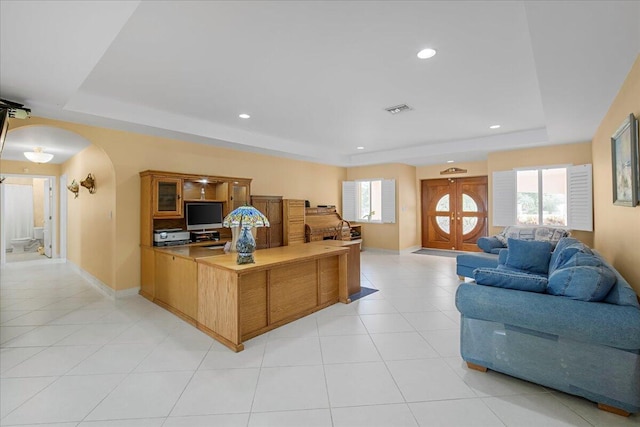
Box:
<box><xmin>145</xmin><ymin>244</ymin><xmax>348</xmax><ymax>352</ymax></box>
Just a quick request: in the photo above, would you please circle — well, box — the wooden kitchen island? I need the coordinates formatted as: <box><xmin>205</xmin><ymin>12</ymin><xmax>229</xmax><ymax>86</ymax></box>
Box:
<box><xmin>147</xmin><ymin>244</ymin><xmax>349</xmax><ymax>352</ymax></box>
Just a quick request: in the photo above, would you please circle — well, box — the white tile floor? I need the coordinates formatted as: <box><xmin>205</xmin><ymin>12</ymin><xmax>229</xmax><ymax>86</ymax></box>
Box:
<box><xmin>1</xmin><ymin>252</ymin><xmax>638</xmax><ymax>426</ymax></box>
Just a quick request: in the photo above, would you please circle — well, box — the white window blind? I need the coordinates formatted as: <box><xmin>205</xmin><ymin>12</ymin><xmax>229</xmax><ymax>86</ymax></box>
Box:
<box><xmin>342</xmin><ymin>181</ymin><xmax>357</xmax><ymax>221</ymax></box>
<box><xmin>492</xmin><ymin>170</ymin><xmax>516</xmax><ymax>226</ymax></box>
<box><xmin>567</xmin><ymin>164</ymin><xmax>593</xmax><ymax>231</ymax></box>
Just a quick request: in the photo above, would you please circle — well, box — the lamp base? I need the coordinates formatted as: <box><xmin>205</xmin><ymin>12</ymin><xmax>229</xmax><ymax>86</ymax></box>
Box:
<box><xmin>236</xmin><ymin>226</ymin><xmax>256</xmax><ymax>264</ymax></box>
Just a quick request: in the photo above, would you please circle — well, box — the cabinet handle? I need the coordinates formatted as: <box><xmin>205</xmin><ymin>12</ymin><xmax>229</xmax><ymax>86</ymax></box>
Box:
<box><xmin>177</xmin><ymin>195</ymin><xmax>181</xmax><ymax>200</ymax></box>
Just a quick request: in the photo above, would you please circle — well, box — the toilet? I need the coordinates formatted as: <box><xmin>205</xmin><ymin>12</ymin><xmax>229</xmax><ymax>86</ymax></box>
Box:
<box><xmin>34</xmin><ymin>227</ymin><xmax>44</xmax><ymax>245</ymax></box>
<box><xmin>10</xmin><ymin>237</ymin><xmax>31</xmax><ymax>253</ymax></box>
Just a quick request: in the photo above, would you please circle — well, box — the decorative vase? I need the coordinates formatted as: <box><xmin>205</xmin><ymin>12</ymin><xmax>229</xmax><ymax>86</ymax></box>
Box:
<box><xmin>236</xmin><ymin>226</ymin><xmax>256</xmax><ymax>264</ymax></box>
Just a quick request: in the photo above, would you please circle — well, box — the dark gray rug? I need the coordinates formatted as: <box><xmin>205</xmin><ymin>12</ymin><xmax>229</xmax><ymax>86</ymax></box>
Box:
<box><xmin>412</xmin><ymin>248</ymin><xmax>466</xmax><ymax>258</ymax></box>
<box><xmin>349</xmin><ymin>287</ymin><xmax>379</xmax><ymax>301</ymax></box>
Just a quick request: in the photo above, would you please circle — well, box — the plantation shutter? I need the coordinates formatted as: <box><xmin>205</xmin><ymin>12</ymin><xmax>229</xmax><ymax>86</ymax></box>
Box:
<box><xmin>567</xmin><ymin>164</ymin><xmax>593</xmax><ymax>231</ymax></box>
<box><xmin>492</xmin><ymin>170</ymin><xmax>517</xmax><ymax>226</ymax></box>
<box><xmin>342</xmin><ymin>181</ymin><xmax>357</xmax><ymax>221</ymax></box>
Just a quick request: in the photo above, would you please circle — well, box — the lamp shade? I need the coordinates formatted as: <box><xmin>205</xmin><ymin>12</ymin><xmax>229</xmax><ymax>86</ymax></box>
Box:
<box><xmin>23</xmin><ymin>147</ymin><xmax>54</xmax><ymax>163</ymax></box>
<box><xmin>223</xmin><ymin>205</ymin><xmax>270</xmax><ymax>228</ymax></box>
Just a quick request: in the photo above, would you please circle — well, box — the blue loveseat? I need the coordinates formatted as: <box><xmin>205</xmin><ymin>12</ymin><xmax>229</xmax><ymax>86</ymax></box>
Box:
<box><xmin>455</xmin><ymin>237</ymin><xmax>640</xmax><ymax>415</ymax></box>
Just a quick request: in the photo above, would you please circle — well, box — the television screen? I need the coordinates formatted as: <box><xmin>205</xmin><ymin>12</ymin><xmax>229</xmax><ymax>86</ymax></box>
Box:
<box><xmin>185</xmin><ymin>201</ymin><xmax>224</xmax><ymax>231</ymax></box>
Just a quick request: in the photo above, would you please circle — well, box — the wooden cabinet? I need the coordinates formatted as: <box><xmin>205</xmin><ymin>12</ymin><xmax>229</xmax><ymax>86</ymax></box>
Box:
<box><xmin>250</xmin><ymin>195</ymin><xmax>283</xmax><ymax>249</ymax></box>
<box><xmin>283</xmin><ymin>199</ymin><xmax>306</xmax><ymax>245</ymax></box>
<box><xmin>139</xmin><ymin>171</ymin><xmax>252</xmax><ymax>248</ymax></box>
<box><xmin>140</xmin><ymin>171</ymin><xmax>252</xmax><ymax>300</ymax></box>
<box><xmin>152</xmin><ymin>177</ymin><xmax>183</xmax><ymax>218</ymax></box>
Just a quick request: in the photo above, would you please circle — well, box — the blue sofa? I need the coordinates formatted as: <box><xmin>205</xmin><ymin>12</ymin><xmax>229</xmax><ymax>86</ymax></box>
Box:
<box><xmin>455</xmin><ymin>237</ymin><xmax>640</xmax><ymax>415</ymax></box>
<box><xmin>457</xmin><ymin>225</ymin><xmax>571</xmax><ymax>279</ymax></box>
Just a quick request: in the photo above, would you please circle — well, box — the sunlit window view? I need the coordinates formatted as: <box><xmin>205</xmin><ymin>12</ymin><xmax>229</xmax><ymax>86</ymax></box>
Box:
<box><xmin>358</xmin><ymin>180</ymin><xmax>382</xmax><ymax>222</ymax></box>
<box><xmin>516</xmin><ymin>168</ymin><xmax>567</xmax><ymax>226</ymax></box>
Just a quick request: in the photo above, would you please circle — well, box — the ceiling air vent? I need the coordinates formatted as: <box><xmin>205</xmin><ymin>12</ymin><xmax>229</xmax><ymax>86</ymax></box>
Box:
<box><xmin>385</xmin><ymin>104</ymin><xmax>412</xmax><ymax>115</ymax></box>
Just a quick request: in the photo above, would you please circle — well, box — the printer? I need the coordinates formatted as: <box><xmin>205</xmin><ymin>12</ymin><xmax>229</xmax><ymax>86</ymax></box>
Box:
<box><xmin>153</xmin><ymin>229</ymin><xmax>190</xmax><ymax>246</ymax></box>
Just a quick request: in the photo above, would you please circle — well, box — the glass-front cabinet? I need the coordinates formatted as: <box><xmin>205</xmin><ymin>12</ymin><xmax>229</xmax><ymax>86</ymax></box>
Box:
<box><xmin>153</xmin><ymin>177</ymin><xmax>183</xmax><ymax>218</ymax></box>
<box><xmin>230</xmin><ymin>181</ymin><xmax>250</xmax><ymax>210</ymax></box>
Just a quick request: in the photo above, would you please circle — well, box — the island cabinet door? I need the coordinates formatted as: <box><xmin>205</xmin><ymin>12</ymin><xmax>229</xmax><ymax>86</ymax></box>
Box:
<box><xmin>154</xmin><ymin>252</ymin><xmax>197</xmax><ymax>319</ymax></box>
<box><xmin>239</xmin><ymin>271</ymin><xmax>268</xmax><ymax>339</ymax></box>
<box><xmin>269</xmin><ymin>260</ymin><xmax>318</xmax><ymax>324</ymax></box>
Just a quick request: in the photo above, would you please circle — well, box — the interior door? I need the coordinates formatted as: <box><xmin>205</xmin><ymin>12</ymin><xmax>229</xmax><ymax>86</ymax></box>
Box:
<box><xmin>421</xmin><ymin>176</ymin><xmax>488</xmax><ymax>251</ymax></box>
<box><xmin>43</xmin><ymin>178</ymin><xmax>52</xmax><ymax>258</ymax></box>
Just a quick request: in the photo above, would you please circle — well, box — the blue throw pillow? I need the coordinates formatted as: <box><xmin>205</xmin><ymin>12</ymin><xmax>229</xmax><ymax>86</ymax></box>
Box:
<box><xmin>474</xmin><ymin>268</ymin><xmax>548</xmax><ymax>293</ymax></box>
<box><xmin>505</xmin><ymin>238</ymin><xmax>552</xmax><ymax>275</ymax></box>
<box><xmin>547</xmin><ymin>265</ymin><xmax>617</xmax><ymax>302</ymax></box>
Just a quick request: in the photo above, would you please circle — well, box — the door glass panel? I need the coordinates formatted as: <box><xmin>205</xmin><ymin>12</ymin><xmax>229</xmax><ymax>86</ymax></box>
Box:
<box><xmin>435</xmin><ymin>195</ymin><xmax>449</xmax><ymax>212</ymax></box>
<box><xmin>158</xmin><ymin>182</ymin><xmax>177</xmax><ymax>211</ymax></box>
<box><xmin>436</xmin><ymin>216</ymin><xmax>450</xmax><ymax>233</ymax></box>
<box><xmin>462</xmin><ymin>217</ymin><xmax>478</xmax><ymax>234</ymax></box>
<box><xmin>462</xmin><ymin>194</ymin><xmax>478</xmax><ymax>212</ymax></box>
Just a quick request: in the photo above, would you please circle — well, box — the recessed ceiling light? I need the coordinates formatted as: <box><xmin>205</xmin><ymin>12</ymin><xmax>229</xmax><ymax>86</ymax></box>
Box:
<box><xmin>239</xmin><ymin>113</ymin><xmax>250</xmax><ymax>119</ymax></box>
<box><xmin>489</xmin><ymin>124</ymin><xmax>501</xmax><ymax>129</ymax></box>
<box><xmin>417</xmin><ymin>48</ymin><xmax>437</xmax><ymax>59</ymax></box>
<box><xmin>356</xmin><ymin>146</ymin><xmax>365</xmax><ymax>150</ymax></box>
<box><xmin>447</xmin><ymin>160</ymin><xmax>454</xmax><ymax>163</ymax></box>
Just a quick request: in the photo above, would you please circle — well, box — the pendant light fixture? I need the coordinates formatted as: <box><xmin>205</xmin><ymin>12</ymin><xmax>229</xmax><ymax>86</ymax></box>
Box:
<box><xmin>23</xmin><ymin>147</ymin><xmax>54</xmax><ymax>163</ymax></box>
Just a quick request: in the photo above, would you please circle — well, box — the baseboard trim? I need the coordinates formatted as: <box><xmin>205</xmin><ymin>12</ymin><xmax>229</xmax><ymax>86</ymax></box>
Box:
<box><xmin>401</xmin><ymin>245</ymin><xmax>422</xmax><ymax>254</ymax></box>
<box><xmin>358</xmin><ymin>245</ymin><xmax>423</xmax><ymax>255</ymax></box>
<box><xmin>66</xmin><ymin>261</ymin><xmax>140</xmax><ymax>299</ymax></box>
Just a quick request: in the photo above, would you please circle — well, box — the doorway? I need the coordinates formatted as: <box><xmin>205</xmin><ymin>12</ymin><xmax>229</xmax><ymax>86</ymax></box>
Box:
<box><xmin>0</xmin><ymin>174</ymin><xmax>58</xmax><ymax>264</ymax></box>
<box><xmin>421</xmin><ymin>176</ymin><xmax>488</xmax><ymax>251</ymax></box>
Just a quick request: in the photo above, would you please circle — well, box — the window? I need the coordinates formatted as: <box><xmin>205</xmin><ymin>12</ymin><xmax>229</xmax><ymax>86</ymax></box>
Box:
<box><xmin>516</xmin><ymin>167</ymin><xmax>567</xmax><ymax>226</ymax></box>
<box><xmin>493</xmin><ymin>164</ymin><xmax>592</xmax><ymax>231</ymax></box>
<box><xmin>342</xmin><ymin>179</ymin><xmax>396</xmax><ymax>223</ymax></box>
<box><xmin>357</xmin><ymin>180</ymin><xmax>382</xmax><ymax>222</ymax></box>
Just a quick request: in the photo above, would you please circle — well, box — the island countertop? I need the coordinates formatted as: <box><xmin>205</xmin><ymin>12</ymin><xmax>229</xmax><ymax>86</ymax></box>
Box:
<box><xmin>196</xmin><ymin>243</ymin><xmax>349</xmax><ymax>273</ymax></box>
<box><xmin>154</xmin><ymin>244</ymin><xmax>226</xmax><ymax>260</ymax></box>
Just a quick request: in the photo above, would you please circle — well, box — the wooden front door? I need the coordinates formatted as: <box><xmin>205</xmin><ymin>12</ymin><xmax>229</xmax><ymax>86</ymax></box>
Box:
<box><xmin>421</xmin><ymin>176</ymin><xmax>488</xmax><ymax>251</ymax></box>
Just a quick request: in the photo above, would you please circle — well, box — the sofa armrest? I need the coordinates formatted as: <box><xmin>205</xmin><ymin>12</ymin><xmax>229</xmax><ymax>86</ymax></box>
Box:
<box><xmin>455</xmin><ymin>283</ymin><xmax>640</xmax><ymax>350</ymax></box>
<box><xmin>477</xmin><ymin>236</ymin><xmax>504</xmax><ymax>253</ymax></box>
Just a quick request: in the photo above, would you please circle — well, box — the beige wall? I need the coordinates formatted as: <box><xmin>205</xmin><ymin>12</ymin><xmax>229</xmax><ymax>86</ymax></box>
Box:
<box><xmin>592</xmin><ymin>54</ymin><xmax>640</xmax><ymax>294</ymax></box>
<box><xmin>32</xmin><ymin>178</ymin><xmax>45</xmax><ymax>227</ymax></box>
<box><xmin>61</xmin><ymin>145</ymin><xmax>117</xmax><ymax>288</ymax></box>
<box><xmin>416</xmin><ymin>161</ymin><xmax>488</xmax><ymax>180</ymax></box>
<box><xmin>487</xmin><ymin>142</ymin><xmax>594</xmax><ymax>247</ymax></box>
<box><xmin>346</xmin><ymin>163</ymin><xmax>419</xmax><ymax>251</ymax></box>
<box><xmin>7</xmin><ymin>117</ymin><xmax>346</xmax><ymax>290</ymax></box>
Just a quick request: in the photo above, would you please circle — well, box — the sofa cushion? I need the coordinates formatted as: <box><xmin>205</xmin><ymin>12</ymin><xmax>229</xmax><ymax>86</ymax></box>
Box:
<box><xmin>474</xmin><ymin>268</ymin><xmax>548</xmax><ymax>293</ymax></box>
<box><xmin>549</xmin><ymin>241</ymin><xmax>593</xmax><ymax>274</ymax></box>
<box><xmin>505</xmin><ymin>238</ymin><xmax>552</xmax><ymax>275</ymax></box>
<box><xmin>547</xmin><ymin>264</ymin><xmax>617</xmax><ymax>302</ymax></box>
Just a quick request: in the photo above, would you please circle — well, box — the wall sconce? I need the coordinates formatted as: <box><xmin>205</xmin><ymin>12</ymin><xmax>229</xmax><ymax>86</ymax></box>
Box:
<box><xmin>67</xmin><ymin>179</ymin><xmax>79</xmax><ymax>198</ymax></box>
<box><xmin>80</xmin><ymin>173</ymin><xmax>96</xmax><ymax>194</ymax></box>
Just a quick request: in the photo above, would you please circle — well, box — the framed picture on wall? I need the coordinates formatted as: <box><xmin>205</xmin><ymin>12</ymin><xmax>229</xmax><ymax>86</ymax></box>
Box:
<box><xmin>611</xmin><ymin>113</ymin><xmax>639</xmax><ymax>207</ymax></box>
